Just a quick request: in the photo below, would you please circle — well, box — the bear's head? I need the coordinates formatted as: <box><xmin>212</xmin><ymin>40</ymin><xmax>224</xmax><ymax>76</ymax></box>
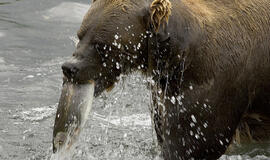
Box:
<box><xmin>53</xmin><ymin>0</ymin><xmax>173</xmax><ymax>153</ymax></box>
<box><xmin>61</xmin><ymin>0</ymin><xmax>172</xmax><ymax>96</ymax></box>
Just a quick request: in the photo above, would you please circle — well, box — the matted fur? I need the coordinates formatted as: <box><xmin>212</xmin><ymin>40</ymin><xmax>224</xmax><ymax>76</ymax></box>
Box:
<box><xmin>150</xmin><ymin>0</ymin><xmax>172</xmax><ymax>32</ymax></box>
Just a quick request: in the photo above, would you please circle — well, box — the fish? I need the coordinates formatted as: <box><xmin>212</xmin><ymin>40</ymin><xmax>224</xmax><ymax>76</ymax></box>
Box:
<box><xmin>52</xmin><ymin>80</ymin><xmax>94</xmax><ymax>153</ymax></box>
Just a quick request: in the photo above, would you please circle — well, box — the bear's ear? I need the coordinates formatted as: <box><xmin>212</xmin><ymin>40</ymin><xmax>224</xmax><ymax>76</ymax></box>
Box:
<box><xmin>150</xmin><ymin>0</ymin><xmax>172</xmax><ymax>33</ymax></box>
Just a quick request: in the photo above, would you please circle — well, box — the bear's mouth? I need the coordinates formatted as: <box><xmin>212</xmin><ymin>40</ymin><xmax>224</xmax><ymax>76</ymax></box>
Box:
<box><xmin>52</xmin><ymin>40</ymin><xmax>129</xmax><ymax>153</ymax></box>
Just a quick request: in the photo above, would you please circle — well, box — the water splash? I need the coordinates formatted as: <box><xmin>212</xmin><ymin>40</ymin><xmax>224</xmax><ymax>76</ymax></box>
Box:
<box><xmin>69</xmin><ymin>36</ymin><xmax>79</xmax><ymax>47</ymax></box>
<box><xmin>12</xmin><ymin>104</ymin><xmax>57</xmax><ymax>122</ymax></box>
<box><xmin>219</xmin><ymin>155</ymin><xmax>270</xmax><ymax>160</ymax></box>
<box><xmin>92</xmin><ymin>112</ymin><xmax>151</xmax><ymax>128</ymax></box>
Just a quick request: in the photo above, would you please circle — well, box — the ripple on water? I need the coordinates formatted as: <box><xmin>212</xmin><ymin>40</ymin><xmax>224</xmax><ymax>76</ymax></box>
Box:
<box><xmin>0</xmin><ymin>57</ymin><xmax>18</xmax><ymax>71</ymax></box>
<box><xmin>92</xmin><ymin>113</ymin><xmax>151</xmax><ymax>128</ymax></box>
<box><xmin>42</xmin><ymin>2</ymin><xmax>89</xmax><ymax>23</ymax></box>
<box><xmin>0</xmin><ymin>57</ymin><xmax>5</xmax><ymax>63</ymax></box>
<box><xmin>12</xmin><ymin>104</ymin><xmax>57</xmax><ymax>122</ymax></box>
<box><xmin>0</xmin><ymin>32</ymin><xmax>5</xmax><ymax>38</ymax></box>
<box><xmin>219</xmin><ymin>155</ymin><xmax>270</xmax><ymax>160</ymax></box>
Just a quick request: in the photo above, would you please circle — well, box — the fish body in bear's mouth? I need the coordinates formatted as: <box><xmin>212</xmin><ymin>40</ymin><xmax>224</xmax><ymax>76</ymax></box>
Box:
<box><xmin>52</xmin><ymin>80</ymin><xmax>94</xmax><ymax>153</ymax></box>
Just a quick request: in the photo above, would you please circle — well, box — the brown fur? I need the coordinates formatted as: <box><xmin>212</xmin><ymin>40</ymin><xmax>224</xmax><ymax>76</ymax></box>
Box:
<box><xmin>60</xmin><ymin>0</ymin><xmax>270</xmax><ymax>159</ymax></box>
<box><xmin>150</xmin><ymin>0</ymin><xmax>172</xmax><ymax>32</ymax></box>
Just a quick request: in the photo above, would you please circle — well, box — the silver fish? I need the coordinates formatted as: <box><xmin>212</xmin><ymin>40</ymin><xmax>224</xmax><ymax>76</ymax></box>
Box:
<box><xmin>52</xmin><ymin>80</ymin><xmax>94</xmax><ymax>153</ymax></box>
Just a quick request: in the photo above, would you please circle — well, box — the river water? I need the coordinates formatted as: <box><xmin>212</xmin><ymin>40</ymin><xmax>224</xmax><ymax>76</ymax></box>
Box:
<box><xmin>0</xmin><ymin>0</ymin><xmax>269</xmax><ymax>159</ymax></box>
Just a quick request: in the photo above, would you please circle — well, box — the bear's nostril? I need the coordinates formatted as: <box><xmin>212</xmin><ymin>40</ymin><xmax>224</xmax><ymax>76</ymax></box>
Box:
<box><xmin>62</xmin><ymin>63</ymin><xmax>79</xmax><ymax>79</ymax></box>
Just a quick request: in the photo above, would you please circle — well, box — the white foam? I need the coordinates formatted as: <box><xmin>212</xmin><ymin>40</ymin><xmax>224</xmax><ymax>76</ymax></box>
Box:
<box><xmin>43</xmin><ymin>2</ymin><xmax>90</xmax><ymax>23</ymax></box>
<box><xmin>0</xmin><ymin>57</ymin><xmax>5</xmax><ymax>63</ymax></box>
<box><xmin>24</xmin><ymin>75</ymin><xmax>35</xmax><ymax>79</ymax></box>
<box><xmin>13</xmin><ymin>104</ymin><xmax>57</xmax><ymax>122</ymax></box>
<box><xmin>219</xmin><ymin>155</ymin><xmax>269</xmax><ymax>160</ymax></box>
<box><xmin>93</xmin><ymin>113</ymin><xmax>151</xmax><ymax>127</ymax></box>
<box><xmin>50</xmin><ymin>150</ymin><xmax>73</xmax><ymax>160</ymax></box>
<box><xmin>0</xmin><ymin>32</ymin><xmax>5</xmax><ymax>38</ymax></box>
<box><xmin>69</xmin><ymin>36</ymin><xmax>79</xmax><ymax>47</ymax></box>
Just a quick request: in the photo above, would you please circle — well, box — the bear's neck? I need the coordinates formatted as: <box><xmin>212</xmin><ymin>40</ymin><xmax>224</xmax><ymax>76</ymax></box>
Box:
<box><xmin>147</xmin><ymin>5</ymin><xmax>212</xmax><ymax>96</ymax></box>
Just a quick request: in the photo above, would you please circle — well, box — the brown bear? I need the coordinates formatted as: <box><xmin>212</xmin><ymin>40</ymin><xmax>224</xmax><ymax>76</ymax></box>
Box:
<box><xmin>56</xmin><ymin>0</ymin><xmax>270</xmax><ymax>159</ymax></box>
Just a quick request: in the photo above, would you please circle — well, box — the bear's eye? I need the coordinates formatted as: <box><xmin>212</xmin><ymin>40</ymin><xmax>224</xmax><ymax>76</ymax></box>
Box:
<box><xmin>92</xmin><ymin>0</ymin><xmax>97</xmax><ymax>3</ymax></box>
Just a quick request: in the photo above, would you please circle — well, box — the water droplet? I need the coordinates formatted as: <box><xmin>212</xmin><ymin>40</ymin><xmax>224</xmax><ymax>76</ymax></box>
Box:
<box><xmin>219</xmin><ymin>140</ymin><xmax>223</xmax><ymax>145</ymax></box>
<box><xmin>191</xmin><ymin>115</ymin><xmax>197</xmax><ymax>123</ymax></box>
<box><xmin>182</xmin><ymin>138</ymin><xmax>185</xmax><ymax>146</ymax></box>
<box><xmin>123</xmin><ymin>133</ymin><xmax>127</xmax><ymax>138</ymax></box>
<box><xmin>169</xmin><ymin>96</ymin><xmax>175</xmax><ymax>104</ymax></box>
<box><xmin>116</xmin><ymin>62</ymin><xmax>120</xmax><ymax>69</ymax></box>
<box><xmin>137</xmin><ymin>43</ymin><xmax>141</xmax><ymax>50</ymax></box>
<box><xmin>112</xmin><ymin>40</ymin><xmax>118</xmax><ymax>46</ymax></box>
<box><xmin>166</xmin><ymin>129</ymin><xmax>170</xmax><ymax>135</ymax></box>
<box><xmin>114</xmin><ymin>34</ymin><xmax>119</xmax><ymax>40</ymax></box>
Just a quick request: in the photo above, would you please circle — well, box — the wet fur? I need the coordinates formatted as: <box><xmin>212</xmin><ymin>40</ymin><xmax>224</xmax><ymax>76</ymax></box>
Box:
<box><xmin>71</xmin><ymin>0</ymin><xmax>270</xmax><ymax>159</ymax></box>
<box><xmin>150</xmin><ymin>0</ymin><xmax>172</xmax><ymax>32</ymax></box>
<box><xmin>149</xmin><ymin>0</ymin><xmax>270</xmax><ymax>159</ymax></box>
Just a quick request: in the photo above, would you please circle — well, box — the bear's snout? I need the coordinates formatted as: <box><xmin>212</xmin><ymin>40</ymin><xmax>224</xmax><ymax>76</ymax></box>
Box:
<box><xmin>62</xmin><ymin>62</ymin><xmax>79</xmax><ymax>80</ymax></box>
<box><xmin>61</xmin><ymin>56</ymin><xmax>100</xmax><ymax>84</ymax></box>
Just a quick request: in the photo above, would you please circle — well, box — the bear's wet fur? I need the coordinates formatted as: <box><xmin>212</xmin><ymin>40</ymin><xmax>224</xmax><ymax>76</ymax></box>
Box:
<box><xmin>61</xmin><ymin>0</ymin><xmax>270</xmax><ymax>159</ymax></box>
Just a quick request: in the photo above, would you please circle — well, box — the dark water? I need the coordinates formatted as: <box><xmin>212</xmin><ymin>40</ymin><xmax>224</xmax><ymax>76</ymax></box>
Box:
<box><xmin>0</xmin><ymin>0</ymin><xmax>269</xmax><ymax>159</ymax></box>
